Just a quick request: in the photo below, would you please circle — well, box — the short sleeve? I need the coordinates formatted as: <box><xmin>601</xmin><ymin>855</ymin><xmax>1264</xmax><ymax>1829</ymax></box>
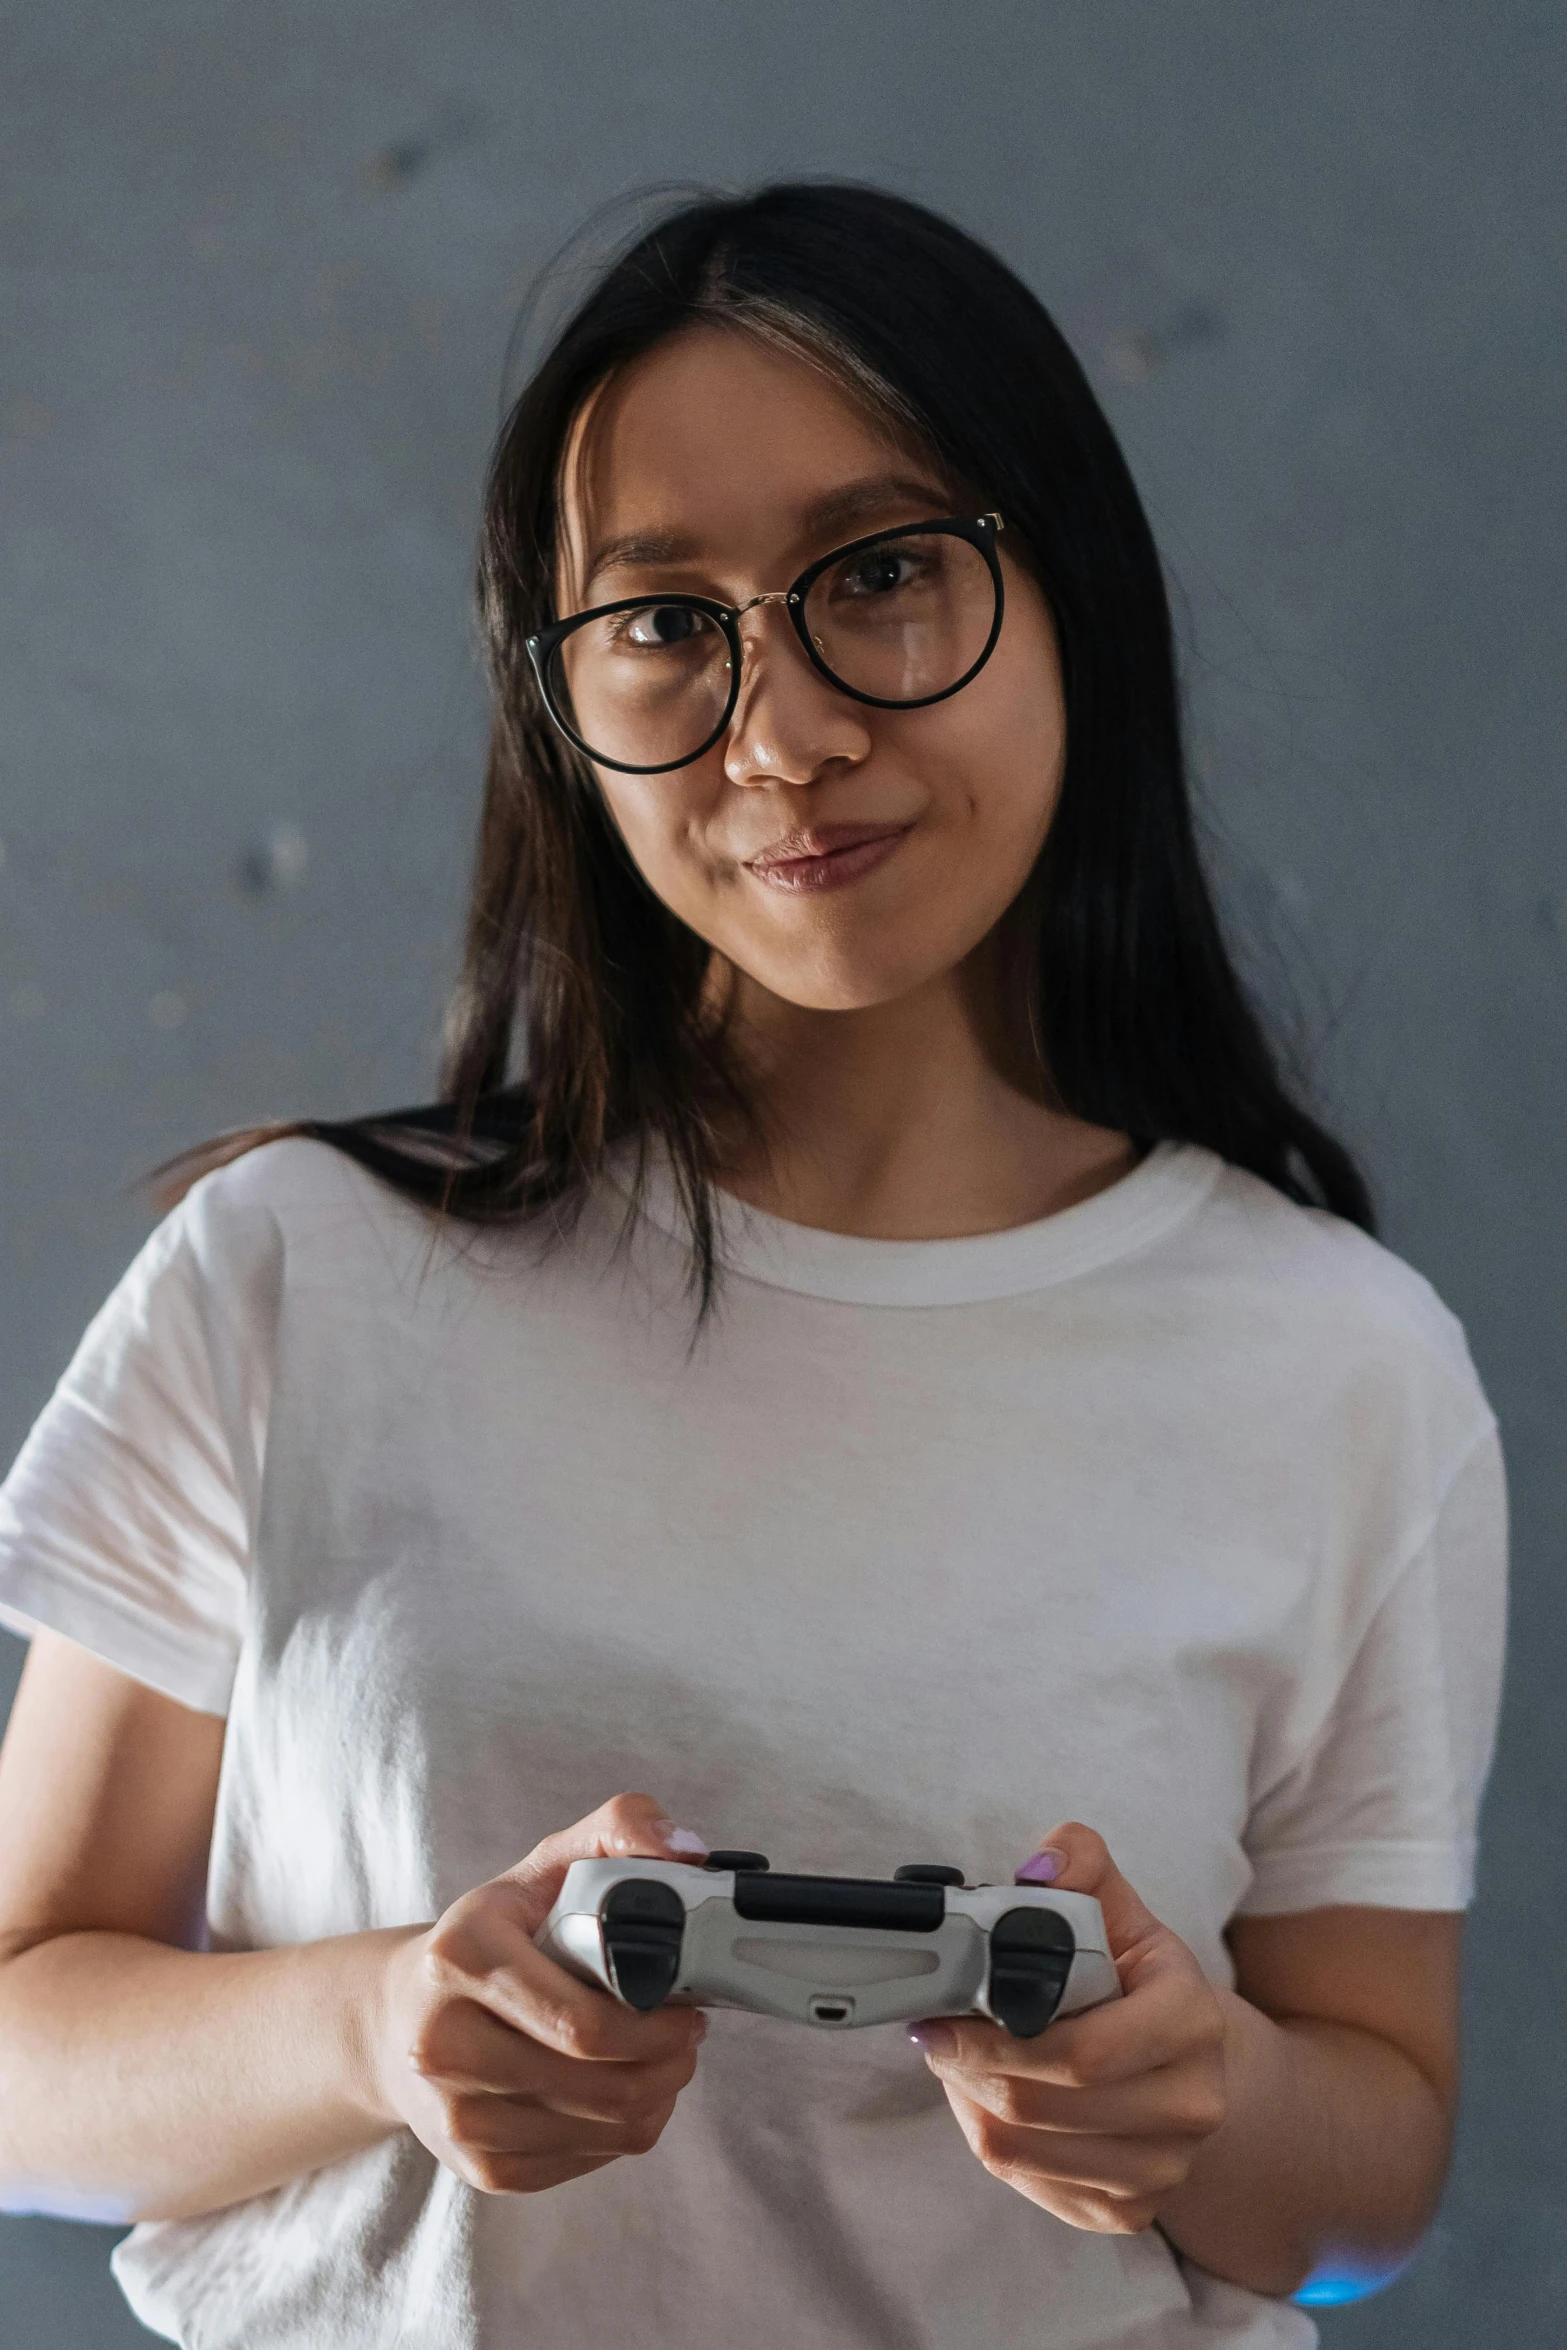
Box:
<box><xmin>1237</xmin><ymin>1421</ymin><xmax>1508</xmax><ymax>1915</ymax></box>
<box><xmin>0</xmin><ymin>1186</ymin><xmax>272</xmax><ymax>1716</ymax></box>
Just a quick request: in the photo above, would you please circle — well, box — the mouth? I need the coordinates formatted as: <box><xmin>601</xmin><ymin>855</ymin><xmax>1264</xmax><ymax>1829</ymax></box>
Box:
<box><xmin>743</xmin><ymin>820</ymin><xmax>915</xmax><ymax>895</ymax></box>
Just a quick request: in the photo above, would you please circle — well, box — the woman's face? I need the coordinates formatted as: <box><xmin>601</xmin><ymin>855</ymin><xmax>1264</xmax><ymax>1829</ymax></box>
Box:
<box><xmin>556</xmin><ymin>325</ymin><xmax>1067</xmax><ymax>1017</ymax></box>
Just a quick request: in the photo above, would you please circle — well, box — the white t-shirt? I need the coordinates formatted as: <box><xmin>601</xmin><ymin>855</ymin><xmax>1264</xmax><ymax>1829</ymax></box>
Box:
<box><xmin>0</xmin><ymin>1136</ymin><xmax>1505</xmax><ymax>2350</ymax></box>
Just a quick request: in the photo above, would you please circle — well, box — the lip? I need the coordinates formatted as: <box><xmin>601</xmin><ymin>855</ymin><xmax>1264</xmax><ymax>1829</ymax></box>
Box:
<box><xmin>744</xmin><ymin>820</ymin><xmax>915</xmax><ymax>894</ymax></box>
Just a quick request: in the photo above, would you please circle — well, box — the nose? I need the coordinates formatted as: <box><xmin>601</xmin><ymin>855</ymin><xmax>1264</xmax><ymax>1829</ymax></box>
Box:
<box><xmin>721</xmin><ymin>604</ymin><xmax>872</xmax><ymax>789</ymax></box>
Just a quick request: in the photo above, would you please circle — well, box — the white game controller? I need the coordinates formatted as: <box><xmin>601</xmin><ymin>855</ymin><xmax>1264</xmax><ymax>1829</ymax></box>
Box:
<box><xmin>536</xmin><ymin>1850</ymin><xmax>1120</xmax><ymax>2035</ymax></box>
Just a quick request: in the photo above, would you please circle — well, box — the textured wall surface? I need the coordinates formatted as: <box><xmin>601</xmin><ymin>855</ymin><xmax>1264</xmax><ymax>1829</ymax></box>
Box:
<box><xmin>1</xmin><ymin>3</ymin><xmax>1562</xmax><ymax>2341</ymax></box>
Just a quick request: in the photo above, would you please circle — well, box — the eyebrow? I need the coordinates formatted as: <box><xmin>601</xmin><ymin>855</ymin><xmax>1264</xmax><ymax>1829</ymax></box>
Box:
<box><xmin>581</xmin><ymin>471</ymin><xmax>958</xmax><ymax>597</ymax></box>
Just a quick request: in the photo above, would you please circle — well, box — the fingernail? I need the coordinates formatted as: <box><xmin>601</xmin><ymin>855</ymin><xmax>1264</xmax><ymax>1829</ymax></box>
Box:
<box><xmin>692</xmin><ymin>2011</ymin><xmax>709</xmax><ymax>2043</ymax></box>
<box><xmin>1015</xmin><ymin>1847</ymin><xmax>1066</xmax><ymax>1885</ymax></box>
<box><xmin>657</xmin><ymin>1822</ymin><xmax>709</xmax><ymax>1856</ymax></box>
<box><xmin>907</xmin><ymin>2021</ymin><xmax>955</xmax><ymax>2056</ymax></box>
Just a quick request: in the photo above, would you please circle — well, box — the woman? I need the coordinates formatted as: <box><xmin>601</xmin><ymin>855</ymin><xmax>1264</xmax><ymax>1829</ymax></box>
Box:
<box><xmin>0</xmin><ymin>185</ymin><xmax>1504</xmax><ymax>2349</ymax></box>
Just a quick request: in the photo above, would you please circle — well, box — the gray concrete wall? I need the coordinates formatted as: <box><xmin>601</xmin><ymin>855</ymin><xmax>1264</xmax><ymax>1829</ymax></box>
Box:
<box><xmin>1</xmin><ymin>3</ymin><xmax>1561</xmax><ymax>2339</ymax></box>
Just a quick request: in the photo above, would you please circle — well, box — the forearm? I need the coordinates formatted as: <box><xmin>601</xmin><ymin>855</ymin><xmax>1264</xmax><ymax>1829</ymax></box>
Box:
<box><xmin>0</xmin><ymin>1926</ymin><xmax>419</xmax><ymax>2222</ymax></box>
<box><xmin>1154</xmin><ymin>1990</ymin><xmax>1451</xmax><ymax>2298</ymax></box>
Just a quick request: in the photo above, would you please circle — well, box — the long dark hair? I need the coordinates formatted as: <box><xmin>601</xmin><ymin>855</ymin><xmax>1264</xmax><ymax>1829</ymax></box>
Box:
<box><xmin>165</xmin><ymin>182</ymin><xmax>1372</xmax><ymax>1311</ymax></box>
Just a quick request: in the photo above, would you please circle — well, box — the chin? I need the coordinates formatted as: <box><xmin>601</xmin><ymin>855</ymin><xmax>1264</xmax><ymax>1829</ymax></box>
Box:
<box><xmin>754</xmin><ymin>960</ymin><xmax>940</xmax><ymax>1015</ymax></box>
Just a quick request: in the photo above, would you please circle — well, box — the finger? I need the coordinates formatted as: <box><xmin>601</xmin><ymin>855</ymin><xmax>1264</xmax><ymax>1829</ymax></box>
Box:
<box><xmin>922</xmin><ymin>1950</ymin><xmax>1215</xmax><ymax>2090</ymax></box>
<box><xmin>447</xmin><ymin>2108</ymin><xmax>675</xmax><ymax>2196</ymax></box>
<box><xmin>420</xmin><ymin>1917</ymin><xmax>706</xmax><ymax>2068</ymax></box>
<box><xmin>946</xmin><ymin>2095</ymin><xmax>1195</xmax><ymax>2203</ymax></box>
<box><xmin>1013</xmin><ymin>1821</ymin><xmax>1161</xmax><ymax>1962</ymax></box>
<box><xmin>930</xmin><ymin>2053</ymin><xmax>1222</xmax><ymax>2141</ymax></box>
<box><xmin>508</xmin><ymin>2043</ymin><xmax>698</xmax><ymax>2127</ymax></box>
<box><xmin>444</xmin><ymin>2083</ymin><xmax>683</xmax><ymax>2157</ymax></box>
<box><xmin>474</xmin><ymin>1939</ymin><xmax>704</xmax><ymax>2067</ymax></box>
<box><xmin>464</xmin><ymin>2147</ymin><xmax>620</xmax><ymax>2198</ymax></box>
<box><xmin>499</xmin><ymin>1792</ymin><xmax>710</xmax><ymax>1933</ymax></box>
<box><xmin>416</xmin><ymin>1999</ymin><xmax>701</xmax><ymax>2116</ymax></box>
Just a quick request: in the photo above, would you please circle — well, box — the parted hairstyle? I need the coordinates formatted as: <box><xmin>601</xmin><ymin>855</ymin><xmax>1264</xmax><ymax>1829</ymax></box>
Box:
<box><xmin>167</xmin><ymin>181</ymin><xmax>1372</xmax><ymax>1314</ymax></box>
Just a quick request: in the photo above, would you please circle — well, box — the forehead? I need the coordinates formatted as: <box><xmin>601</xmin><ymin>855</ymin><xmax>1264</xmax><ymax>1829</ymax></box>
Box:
<box><xmin>558</xmin><ymin>324</ymin><xmax>949</xmax><ymax>590</ymax></box>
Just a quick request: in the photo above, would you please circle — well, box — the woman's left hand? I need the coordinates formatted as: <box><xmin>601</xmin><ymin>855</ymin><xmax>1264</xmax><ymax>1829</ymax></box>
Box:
<box><xmin>910</xmin><ymin>1823</ymin><xmax>1228</xmax><ymax>2234</ymax></box>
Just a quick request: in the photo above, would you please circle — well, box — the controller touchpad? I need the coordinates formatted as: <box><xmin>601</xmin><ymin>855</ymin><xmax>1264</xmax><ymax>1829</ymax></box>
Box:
<box><xmin>729</xmin><ymin>1937</ymin><xmax>942</xmax><ymax>1985</ymax></box>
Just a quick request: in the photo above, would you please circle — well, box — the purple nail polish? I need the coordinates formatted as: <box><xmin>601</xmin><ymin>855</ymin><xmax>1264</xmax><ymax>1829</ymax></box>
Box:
<box><xmin>907</xmin><ymin>2021</ymin><xmax>955</xmax><ymax>2056</ymax></box>
<box><xmin>1015</xmin><ymin>1847</ymin><xmax>1065</xmax><ymax>1885</ymax></box>
<box><xmin>665</xmin><ymin>1826</ymin><xmax>709</xmax><ymax>1856</ymax></box>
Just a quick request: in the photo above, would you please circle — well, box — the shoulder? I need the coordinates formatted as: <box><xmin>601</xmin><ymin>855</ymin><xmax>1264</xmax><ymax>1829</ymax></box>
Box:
<box><xmin>173</xmin><ymin>1134</ymin><xmax>412</xmax><ymax>1261</ymax></box>
<box><xmin>1194</xmin><ymin>1159</ymin><xmax>1464</xmax><ymax>1348</ymax></box>
<box><xmin>1172</xmin><ymin>1155</ymin><xmax>1493</xmax><ymax>1450</ymax></box>
<box><xmin>129</xmin><ymin>1137</ymin><xmax>426</xmax><ymax>1350</ymax></box>
<box><xmin>164</xmin><ymin>1131</ymin><xmax>565</xmax><ymax>1325</ymax></box>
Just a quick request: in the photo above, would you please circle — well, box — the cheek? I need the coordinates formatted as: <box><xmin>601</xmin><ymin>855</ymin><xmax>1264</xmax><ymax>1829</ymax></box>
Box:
<box><xmin>993</xmin><ymin>701</ymin><xmax>1065</xmax><ymax>884</ymax></box>
<box><xmin>596</xmin><ymin>778</ymin><xmax>732</xmax><ymax>936</ymax></box>
<box><xmin>926</xmin><ymin>656</ymin><xmax>1066</xmax><ymax>877</ymax></box>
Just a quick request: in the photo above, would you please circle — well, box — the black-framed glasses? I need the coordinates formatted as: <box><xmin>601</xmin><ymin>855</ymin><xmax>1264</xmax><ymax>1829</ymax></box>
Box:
<box><xmin>526</xmin><ymin>512</ymin><xmax>1006</xmax><ymax>776</ymax></box>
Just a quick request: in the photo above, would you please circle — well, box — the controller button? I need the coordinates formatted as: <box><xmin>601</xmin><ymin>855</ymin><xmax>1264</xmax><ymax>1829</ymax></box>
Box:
<box><xmin>602</xmin><ymin>1880</ymin><xmax>684</xmax><ymax>2011</ymax></box>
<box><xmin>893</xmin><ymin>1865</ymin><xmax>966</xmax><ymax>1886</ymax></box>
<box><xmin>704</xmin><ymin>1850</ymin><xmax>770</xmax><ymax>1873</ymax></box>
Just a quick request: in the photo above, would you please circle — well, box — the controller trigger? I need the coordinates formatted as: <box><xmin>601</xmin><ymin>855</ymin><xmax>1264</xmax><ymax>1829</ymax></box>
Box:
<box><xmin>602</xmin><ymin>1879</ymin><xmax>685</xmax><ymax>2011</ymax></box>
<box><xmin>987</xmin><ymin>1905</ymin><xmax>1076</xmax><ymax>2038</ymax></box>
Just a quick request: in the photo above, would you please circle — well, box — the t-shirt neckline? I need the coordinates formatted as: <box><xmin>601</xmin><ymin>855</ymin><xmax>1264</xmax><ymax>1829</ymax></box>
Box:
<box><xmin>605</xmin><ymin>1138</ymin><xmax>1221</xmax><ymax>1307</ymax></box>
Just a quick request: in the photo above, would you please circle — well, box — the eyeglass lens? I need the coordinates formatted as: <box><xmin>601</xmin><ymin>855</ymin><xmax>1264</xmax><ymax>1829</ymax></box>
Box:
<box><xmin>548</xmin><ymin>527</ymin><xmax>997</xmax><ymax>771</ymax></box>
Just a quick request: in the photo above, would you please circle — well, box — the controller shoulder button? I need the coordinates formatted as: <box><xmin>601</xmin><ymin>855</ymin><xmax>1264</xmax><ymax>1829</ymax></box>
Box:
<box><xmin>704</xmin><ymin>1849</ymin><xmax>770</xmax><ymax>1873</ymax></box>
<box><xmin>990</xmin><ymin>1903</ymin><xmax>1075</xmax><ymax>1953</ymax></box>
<box><xmin>893</xmin><ymin>1864</ymin><xmax>966</xmax><ymax>1886</ymax></box>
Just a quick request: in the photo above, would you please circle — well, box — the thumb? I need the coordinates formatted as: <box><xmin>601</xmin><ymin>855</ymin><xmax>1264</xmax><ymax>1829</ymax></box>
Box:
<box><xmin>501</xmin><ymin>1792</ymin><xmax>709</xmax><ymax>1931</ymax></box>
<box><xmin>1014</xmin><ymin>1820</ymin><xmax>1161</xmax><ymax>1960</ymax></box>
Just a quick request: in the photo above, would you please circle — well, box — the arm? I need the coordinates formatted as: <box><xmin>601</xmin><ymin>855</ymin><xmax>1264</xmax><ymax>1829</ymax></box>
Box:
<box><xmin>910</xmin><ymin>1823</ymin><xmax>1458</xmax><ymax>2300</ymax></box>
<box><xmin>0</xmin><ymin>1631</ymin><xmax>704</xmax><ymax>2222</ymax></box>
<box><xmin>1157</xmin><ymin>1902</ymin><xmax>1457</xmax><ymax>2294</ymax></box>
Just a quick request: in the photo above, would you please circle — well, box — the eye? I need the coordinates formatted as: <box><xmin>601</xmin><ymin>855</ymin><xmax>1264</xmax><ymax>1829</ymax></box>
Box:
<box><xmin>616</xmin><ymin>603</ymin><xmax>703</xmax><ymax>649</ymax></box>
<box><xmin>837</xmin><ymin>547</ymin><xmax>919</xmax><ymax>599</ymax></box>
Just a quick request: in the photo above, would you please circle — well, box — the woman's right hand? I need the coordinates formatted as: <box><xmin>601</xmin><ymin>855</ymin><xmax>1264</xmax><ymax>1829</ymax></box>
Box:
<box><xmin>370</xmin><ymin>1793</ymin><xmax>709</xmax><ymax>2195</ymax></box>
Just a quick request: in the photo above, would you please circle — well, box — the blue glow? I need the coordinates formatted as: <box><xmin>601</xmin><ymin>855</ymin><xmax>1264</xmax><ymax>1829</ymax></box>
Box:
<box><xmin>1294</xmin><ymin>2276</ymin><xmax>1377</xmax><ymax>2307</ymax></box>
<box><xmin>1293</xmin><ymin>2259</ymin><xmax>1406</xmax><ymax>2308</ymax></box>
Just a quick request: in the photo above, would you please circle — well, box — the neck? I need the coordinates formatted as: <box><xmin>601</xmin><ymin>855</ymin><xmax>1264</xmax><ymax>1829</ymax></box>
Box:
<box><xmin>708</xmin><ymin>952</ymin><xmax>1136</xmax><ymax>1240</ymax></box>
